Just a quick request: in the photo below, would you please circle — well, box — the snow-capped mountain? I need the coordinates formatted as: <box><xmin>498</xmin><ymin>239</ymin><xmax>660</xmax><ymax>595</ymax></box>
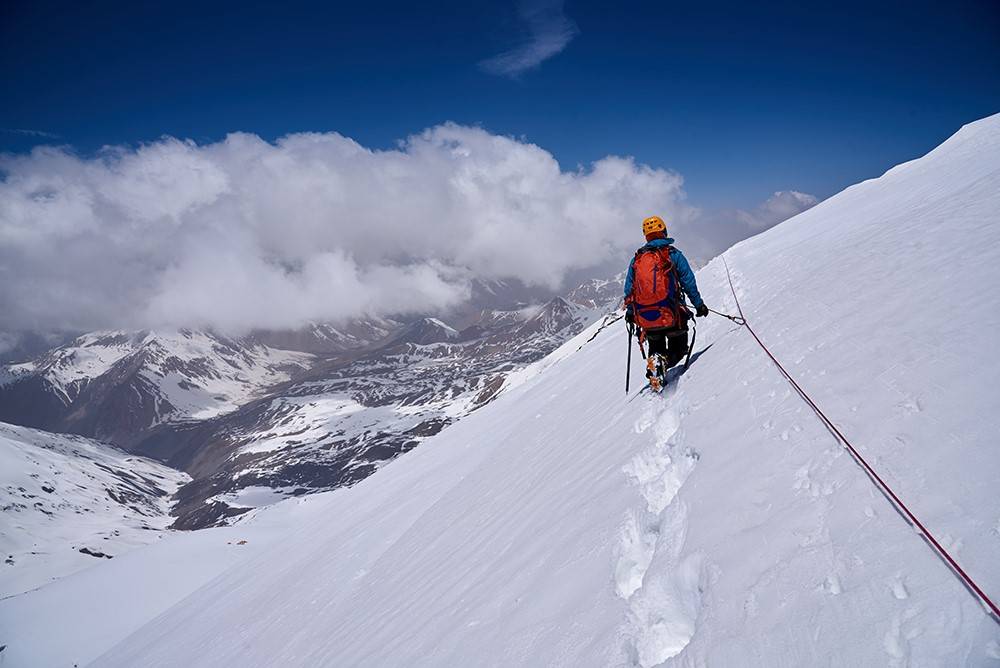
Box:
<box><xmin>385</xmin><ymin>317</ymin><xmax>462</xmax><ymax>345</ymax></box>
<box><xmin>0</xmin><ymin>330</ymin><xmax>313</xmax><ymax>447</ymax></box>
<box><xmin>3</xmin><ymin>114</ymin><xmax>995</xmax><ymax>667</ymax></box>
<box><xmin>157</xmin><ymin>296</ymin><xmax>610</xmax><ymax>529</ymax></box>
<box><xmin>0</xmin><ymin>421</ymin><xmax>189</xmax><ymax>597</ymax></box>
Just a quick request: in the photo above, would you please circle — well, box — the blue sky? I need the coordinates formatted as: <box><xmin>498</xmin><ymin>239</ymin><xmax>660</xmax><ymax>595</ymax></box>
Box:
<box><xmin>2</xmin><ymin>0</ymin><xmax>999</xmax><ymax>209</ymax></box>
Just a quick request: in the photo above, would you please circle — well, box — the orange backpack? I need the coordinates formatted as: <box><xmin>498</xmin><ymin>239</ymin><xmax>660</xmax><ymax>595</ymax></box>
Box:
<box><xmin>627</xmin><ymin>246</ymin><xmax>683</xmax><ymax>330</ymax></box>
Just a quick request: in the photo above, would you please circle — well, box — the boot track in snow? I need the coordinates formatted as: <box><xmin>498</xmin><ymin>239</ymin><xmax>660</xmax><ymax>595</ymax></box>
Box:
<box><xmin>616</xmin><ymin>381</ymin><xmax>704</xmax><ymax>666</ymax></box>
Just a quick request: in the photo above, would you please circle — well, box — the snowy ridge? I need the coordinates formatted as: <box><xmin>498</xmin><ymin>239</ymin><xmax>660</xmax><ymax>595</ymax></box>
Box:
<box><xmin>5</xmin><ymin>331</ymin><xmax>133</xmax><ymax>401</ymax></box>
<box><xmin>27</xmin><ymin>329</ymin><xmax>311</xmax><ymax>419</ymax></box>
<box><xmin>0</xmin><ymin>330</ymin><xmax>313</xmax><ymax>449</ymax></box>
<box><xmin>0</xmin><ymin>422</ymin><xmax>189</xmax><ymax>597</ymax></box>
<box><xmin>3</xmin><ymin>115</ymin><xmax>1000</xmax><ymax>666</ymax></box>
<box><xmin>0</xmin><ymin>365</ymin><xmax>31</xmax><ymax>388</ymax></box>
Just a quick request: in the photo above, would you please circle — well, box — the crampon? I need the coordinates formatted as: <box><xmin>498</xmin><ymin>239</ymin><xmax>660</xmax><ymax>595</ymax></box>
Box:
<box><xmin>645</xmin><ymin>353</ymin><xmax>667</xmax><ymax>392</ymax></box>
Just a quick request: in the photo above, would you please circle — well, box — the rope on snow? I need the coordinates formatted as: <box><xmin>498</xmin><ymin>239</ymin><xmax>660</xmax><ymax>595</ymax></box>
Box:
<box><xmin>720</xmin><ymin>254</ymin><xmax>1000</xmax><ymax>625</ymax></box>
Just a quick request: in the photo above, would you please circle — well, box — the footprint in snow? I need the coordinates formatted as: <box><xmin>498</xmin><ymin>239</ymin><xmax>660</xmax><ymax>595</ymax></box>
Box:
<box><xmin>743</xmin><ymin>591</ymin><xmax>759</xmax><ymax>620</ymax></box>
<box><xmin>626</xmin><ymin>520</ymin><xmax>703</xmax><ymax>668</ymax></box>
<box><xmin>821</xmin><ymin>574</ymin><xmax>842</xmax><ymax>596</ymax></box>
<box><xmin>883</xmin><ymin>607</ymin><xmax>921</xmax><ymax>667</ymax></box>
<box><xmin>939</xmin><ymin>533</ymin><xmax>963</xmax><ymax>553</ymax></box>
<box><xmin>883</xmin><ymin>615</ymin><xmax>907</xmax><ymax>663</ymax></box>
<box><xmin>889</xmin><ymin>574</ymin><xmax>909</xmax><ymax>600</ymax></box>
<box><xmin>614</xmin><ymin>508</ymin><xmax>658</xmax><ymax>599</ymax></box>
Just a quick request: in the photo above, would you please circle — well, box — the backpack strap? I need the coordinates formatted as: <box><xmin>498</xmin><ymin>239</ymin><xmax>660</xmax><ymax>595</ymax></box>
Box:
<box><xmin>665</xmin><ymin>246</ymin><xmax>693</xmax><ymax>305</ymax></box>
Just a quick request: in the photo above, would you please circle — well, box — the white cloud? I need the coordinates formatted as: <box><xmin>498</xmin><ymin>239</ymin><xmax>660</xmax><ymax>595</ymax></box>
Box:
<box><xmin>0</xmin><ymin>124</ymin><xmax>700</xmax><ymax>334</ymax></box>
<box><xmin>735</xmin><ymin>190</ymin><xmax>818</xmax><ymax>231</ymax></box>
<box><xmin>480</xmin><ymin>0</ymin><xmax>578</xmax><ymax>77</ymax></box>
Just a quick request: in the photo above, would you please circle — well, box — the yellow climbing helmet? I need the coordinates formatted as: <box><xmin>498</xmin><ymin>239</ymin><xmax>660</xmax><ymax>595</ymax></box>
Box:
<box><xmin>642</xmin><ymin>215</ymin><xmax>667</xmax><ymax>237</ymax></box>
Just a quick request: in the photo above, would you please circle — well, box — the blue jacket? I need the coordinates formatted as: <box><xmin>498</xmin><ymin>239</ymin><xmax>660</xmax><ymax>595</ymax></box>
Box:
<box><xmin>623</xmin><ymin>237</ymin><xmax>704</xmax><ymax>308</ymax></box>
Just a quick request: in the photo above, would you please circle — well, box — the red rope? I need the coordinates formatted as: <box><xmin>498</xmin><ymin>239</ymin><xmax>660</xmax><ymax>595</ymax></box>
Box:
<box><xmin>720</xmin><ymin>256</ymin><xmax>1000</xmax><ymax>624</ymax></box>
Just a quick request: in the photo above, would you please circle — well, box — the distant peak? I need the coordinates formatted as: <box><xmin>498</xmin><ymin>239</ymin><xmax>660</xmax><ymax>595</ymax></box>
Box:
<box><xmin>391</xmin><ymin>317</ymin><xmax>461</xmax><ymax>345</ymax></box>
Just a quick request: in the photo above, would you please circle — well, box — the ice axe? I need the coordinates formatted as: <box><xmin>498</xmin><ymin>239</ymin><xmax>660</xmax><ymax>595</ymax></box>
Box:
<box><xmin>625</xmin><ymin>321</ymin><xmax>633</xmax><ymax>394</ymax></box>
<box><xmin>625</xmin><ymin>319</ymin><xmax>644</xmax><ymax>393</ymax></box>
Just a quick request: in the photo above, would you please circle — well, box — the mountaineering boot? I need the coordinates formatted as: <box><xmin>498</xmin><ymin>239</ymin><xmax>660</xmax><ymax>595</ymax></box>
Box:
<box><xmin>646</xmin><ymin>355</ymin><xmax>664</xmax><ymax>392</ymax></box>
<box><xmin>646</xmin><ymin>353</ymin><xmax>660</xmax><ymax>392</ymax></box>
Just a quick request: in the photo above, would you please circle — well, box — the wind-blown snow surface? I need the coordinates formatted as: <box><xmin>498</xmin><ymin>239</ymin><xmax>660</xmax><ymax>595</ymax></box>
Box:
<box><xmin>6</xmin><ymin>115</ymin><xmax>1000</xmax><ymax>666</ymax></box>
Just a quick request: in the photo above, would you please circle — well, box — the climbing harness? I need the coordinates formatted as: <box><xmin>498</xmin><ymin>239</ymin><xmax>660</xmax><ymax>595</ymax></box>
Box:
<box><xmin>719</xmin><ymin>255</ymin><xmax>1000</xmax><ymax>625</ymax></box>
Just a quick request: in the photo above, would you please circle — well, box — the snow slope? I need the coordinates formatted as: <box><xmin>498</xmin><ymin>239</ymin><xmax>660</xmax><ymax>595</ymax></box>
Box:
<box><xmin>5</xmin><ymin>114</ymin><xmax>1000</xmax><ymax>666</ymax></box>
<box><xmin>0</xmin><ymin>422</ymin><xmax>189</xmax><ymax>597</ymax></box>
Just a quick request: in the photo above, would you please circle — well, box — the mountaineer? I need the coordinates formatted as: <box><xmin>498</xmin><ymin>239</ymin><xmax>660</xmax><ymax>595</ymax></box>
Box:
<box><xmin>624</xmin><ymin>215</ymin><xmax>708</xmax><ymax>390</ymax></box>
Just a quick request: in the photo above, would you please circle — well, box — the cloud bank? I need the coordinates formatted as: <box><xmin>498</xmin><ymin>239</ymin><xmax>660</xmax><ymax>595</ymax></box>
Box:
<box><xmin>0</xmin><ymin>124</ymin><xmax>700</xmax><ymax>334</ymax></box>
<box><xmin>480</xmin><ymin>0</ymin><xmax>578</xmax><ymax>77</ymax></box>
